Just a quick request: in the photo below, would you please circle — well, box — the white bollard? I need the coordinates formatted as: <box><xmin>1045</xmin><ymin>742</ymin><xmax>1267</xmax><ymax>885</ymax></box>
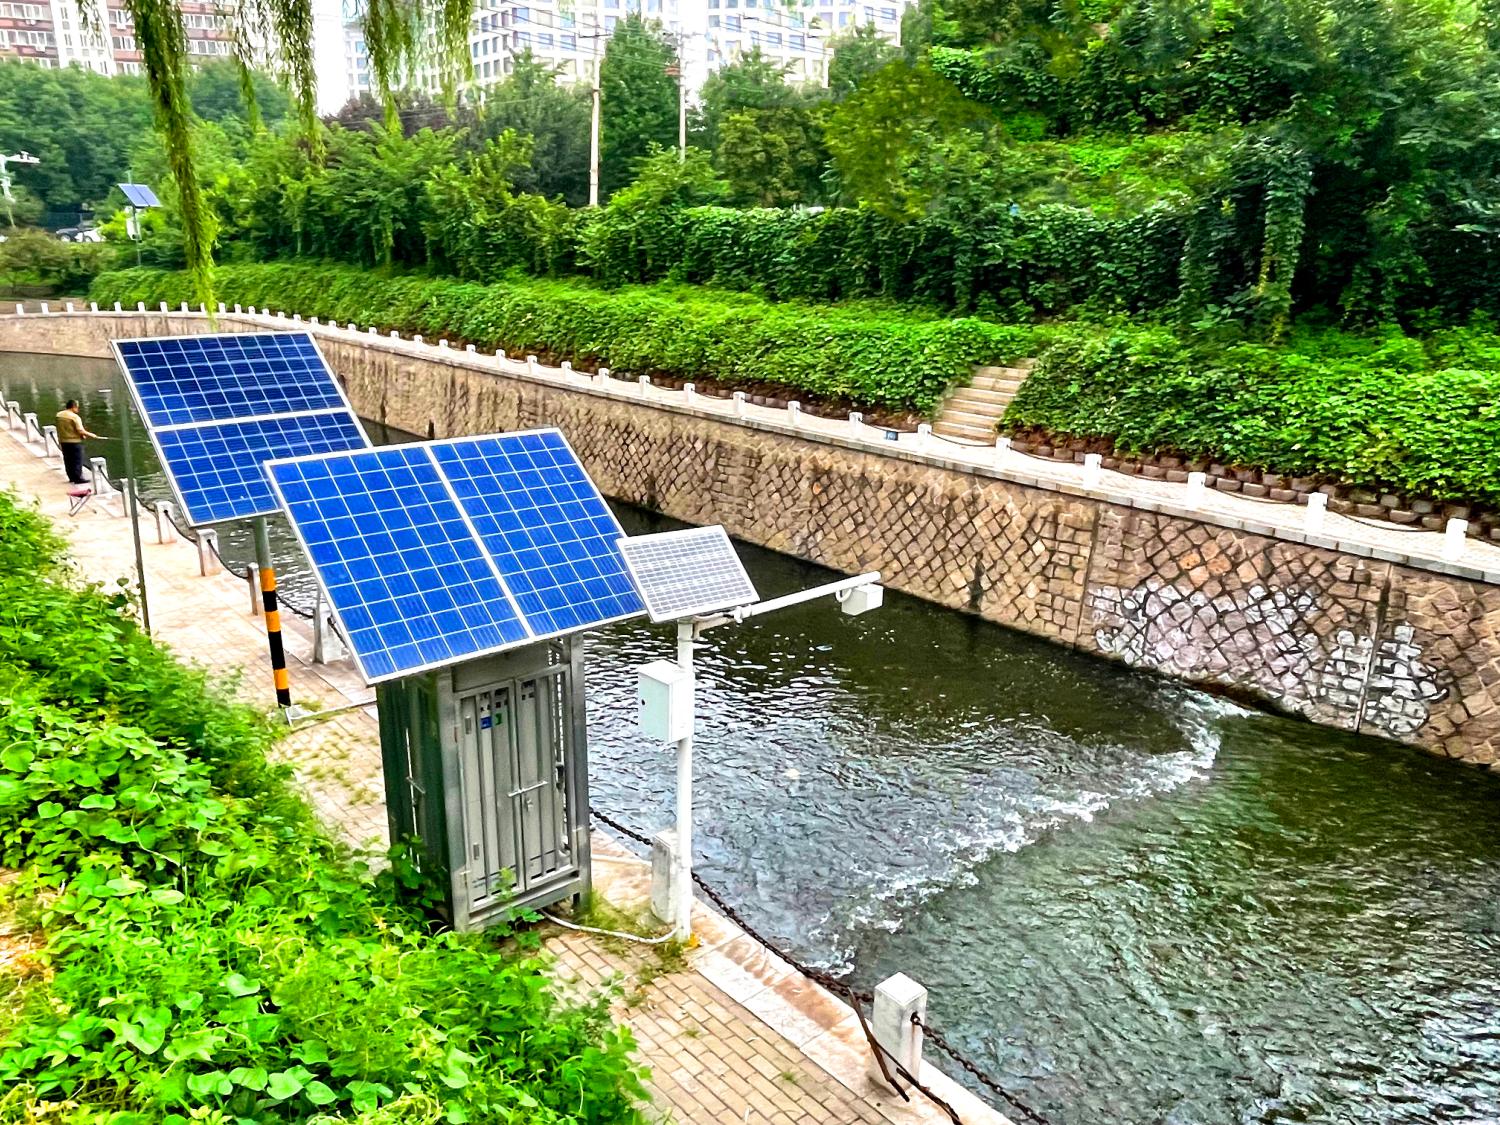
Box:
<box><xmin>349</xmin><ymin>322</ymin><xmax>359</xmax><ymax>332</ymax></box>
<box><xmin>868</xmin><ymin>974</ymin><xmax>927</xmax><ymax>1083</ymax></box>
<box><xmin>683</xmin><ymin>381</ymin><xmax>696</xmax><ymax>405</ymax></box>
<box><xmin>917</xmin><ymin>422</ymin><xmax>933</xmax><ymax>450</ymax></box>
<box><xmin>13</xmin><ymin>304</ymin><xmax>22</xmax><ymax>316</ymax></box>
<box><xmin>5</xmin><ymin>401</ymin><xmax>20</xmax><ymax>430</ymax></box>
<box><xmin>1443</xmin><ymin>518</ymin><xmax>1469</xmax><ymax>561</ymax></box>
<box><xmin>249</xmin><ymin>306</ymin><xmax>258</xmax><ymax>315</ymax></box>
<box><xmin>42</xmin><ymin>424</ymin><xmax>61</xmax><ymax>460</ymax></box>
<box><xmin>1186</xmin><ymin>471</ymin><xmax>1207</xmax><ymax>507</ymax></box>
<box><xmin>1305</xmin><ymin>492</ymin><xmax>1328</xmax><ymax>534</ymax></box>
<box><xmin>246</xmin><ymin>565</ymin><xmax>261</xmax><ymax>616</ymax></box>
<box><xmin>560</xmin><ymin>360</ymin><xmax>573</xmax><ymax>376</ymax></box>
<box><xmin>389</xmin><ymin>329</ymin><xmax>401</xmax><ymax>338</ymax></box>
<box><xmin>217</xmin><ymin>302</ymin><xmax>226</xmax><ymax>314</ymax></box>
<box><xmin>849</xmin><ymin>411</ymin><xmax>864</xmax><ymax>436</ymax></box>
<box><xmin>198</xmin><ymin>303</ymin><xmax>207</xmax><ymax>315</ymax></box>
<box><xmin>179</xmin><ymin>302</ymin><xmax>188</xmax><ymax>313</ymax></box>
<box><xmin>1083</xmin><ymin>452</ymin><xmax>1102</xmax><ymax>487</ymax></box>
<box><xmin>466</xmin><ymin>343</ymin><xmax>477</xmax><ymax>354</ymax></box>
<box><xmin>787</xmin><ymin>400</ymin><xmax>802</xmax><ymax>426</ymax></box>
<box><xmin>311</xmin><ymin>590</ymin><xmax>348</xmax><ymax>664</ymax></box>
<box><xmin>65</xmin><ymin>302</ymin><xmax>75</xmax><ymax>313</ymax></box>
<box><xmin>293</xmin><ymin>313</ymin><xmax>302</xmax><ymax>322</ymax></box>
<box><xmin>153</xmin><ymin>501</ymin><xmax>178</xmax><ymax>544</ymax></box>
<box><xmin>368</xmin><ymin>326</ymin><xmax>378</xmax><ymax>335</ymax></box>
<box><xmin>649</xmin><ymin>828</ymin><xmax>681</xmax><ymax>925</ymax></box>
<box><xmin>733</xmin><ymin>390</ymin><xmax>748</xmax><ymax>417</ymax></box>
<box><xmin>527</xmin><ymin>354</ymin><xmax>539</xmax><ymax>376</ymax></box>
<box><xmin>411</xmin><ymin>334</ymin><xmax>423</xmax><ymax>345</ymax></box>
<box><xmin>232</xmin><ymin>304</ymin><xmax>241</xmax><ymax>314</ymax></box>
<box><xmin>39</xmin><ymin>302</ymin><xmax>50</xmax><ymax>314</ymax></box>
<box><xmin>994</xmin><ymin>435</ymin><xmax>1012</xmax><ymax>467</ymax></box>
<box><xmin>438</xmin><ymin>338</ymin><xmax>450</xmax><ymax>349</ymax></box>
<box><xmin>159</xmin><ymin>301</ymin><xmax>168</xmax><ymax>313</ymax></box>
<box><xmin>114</xmin><ymin>302</ymin><xmax>123</xmax><ymax>312</ymax></box>
<box><xmin>88</xmin><ymin>457</ymin><xmax>112</xmax><ymax>496</ymax></box>
<box><xmin>197</xmin><ymin>529</ymin><xmax>222</xmax><ymax>577</ymax></box>
<box><xmin>90</xmin><ymin>301</ymin><xmax>98</xmax><ymax>312</ymax></box>
<box><xmin>22</xmin><ymin>412</ymin><xmax>40</xmax><ymax>445</ymax></box>
<box><xmin>138</xmin><ymin>302</ymin><xmax>148</xmax><ymax>312</ymax></box>
<box><xmin>310</xmin><ymin>316</ymin><xmax>320</xmax><ymax>325</ymax></box>
<box><xmin>639</xmin><ymin>375</ymin><xmax>651</xmax><ymax>398</ymax></box>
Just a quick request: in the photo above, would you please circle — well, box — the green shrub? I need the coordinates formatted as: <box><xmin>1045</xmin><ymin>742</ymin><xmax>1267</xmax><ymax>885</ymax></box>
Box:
<box><xmin>0</xmin><ymin>491</ymin><xmax>646</xmax><ymax>1124</ymax></box>
<box><xmin>91</xmin><ymin>264</ymin><xmax>1034</xmax><ymax>412</ymax></box>
<box><xmin>1006</xmin><ymin>324</ymin><xmax>1500</xmax><ymax>507</ymax></box>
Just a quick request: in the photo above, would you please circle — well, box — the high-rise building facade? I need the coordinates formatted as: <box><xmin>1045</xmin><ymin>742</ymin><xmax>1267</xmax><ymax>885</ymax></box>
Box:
<box><xmin>340</xmin><ymin>0</ymin><xmax>904</xmax><ymax>106</ymax></box>
<box><xmin>0</xmin><ymin>0</ymin><xmax>233</xmax><ymax>74</ymax></box>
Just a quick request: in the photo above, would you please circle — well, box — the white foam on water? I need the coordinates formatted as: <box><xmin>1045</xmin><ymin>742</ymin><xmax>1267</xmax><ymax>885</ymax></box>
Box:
<box><xmin>808</xmin><ymin>691</ymin><xmax>1242</xmax><ymax>971</ymax></box>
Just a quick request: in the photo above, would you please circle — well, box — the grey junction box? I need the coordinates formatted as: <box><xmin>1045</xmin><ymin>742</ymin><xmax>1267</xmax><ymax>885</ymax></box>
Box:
<box><xmin>376</xmin><ymin>639</ymin><xmax>592</xmax><ymax>931</ymax></box>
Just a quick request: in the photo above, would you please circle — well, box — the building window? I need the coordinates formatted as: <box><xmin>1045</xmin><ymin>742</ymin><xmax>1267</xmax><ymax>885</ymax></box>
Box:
<box><xmin>537</xmin><ymin>31</ymin><xmax>552</xmax><ymax>45</ymax></box>
<box><xmin>561</xmin><ymin>32</ymin><xmax>575</xmax><ymax>48</ymax></box>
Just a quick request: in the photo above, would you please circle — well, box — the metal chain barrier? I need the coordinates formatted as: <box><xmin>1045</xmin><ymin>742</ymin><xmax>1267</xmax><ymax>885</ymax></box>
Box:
<box><xmin>589</xmin><ymin>807</ymin><xmax>1055</xmax><ymax>1125</ymax></box>
<box><xmin>157</xmin><ymin>503</ymin><xmax>317</xmax><ymax>620</ymax></box>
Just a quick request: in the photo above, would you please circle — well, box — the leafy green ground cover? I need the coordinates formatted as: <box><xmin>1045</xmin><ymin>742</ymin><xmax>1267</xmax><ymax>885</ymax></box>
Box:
<box><xmin>1005</xmin><ymin>323</ymin><xmax>1500</xmax><ymax>509</ymax></box>
<box><xmin>91</xmin><ymin>264</ymin><xmax>1032</xmax><ymax>414</ymax></box>
<box><xmin>0</xmin><ymin>492</ymin><xmax>646</xmax><ymax>1124</ymax></box>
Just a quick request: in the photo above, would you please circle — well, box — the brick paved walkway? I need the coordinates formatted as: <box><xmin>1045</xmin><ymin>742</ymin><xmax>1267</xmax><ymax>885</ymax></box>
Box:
<box><xmin>0</xmin><ymin>414</ymin><xmax>1006</xmax><ymax>1125</ymax></box>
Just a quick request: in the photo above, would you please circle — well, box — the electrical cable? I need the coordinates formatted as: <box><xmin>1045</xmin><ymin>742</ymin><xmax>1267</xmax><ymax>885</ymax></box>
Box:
<box><xmin>539</xmin><ymin>910</ymin><xmax>677</xmax><ymax>945</ymax></box>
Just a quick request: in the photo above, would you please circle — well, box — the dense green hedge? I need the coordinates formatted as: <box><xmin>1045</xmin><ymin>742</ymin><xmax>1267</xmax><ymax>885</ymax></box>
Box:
<box><xmin>0</xmin><ymin>492</ymin><xmax>646</xmax><ymax>1122</ymax></box>
<box><xmin>91</xmin><ymin>264</ymin><xmax>1032</xmax><ymax>412</ymax></box>
<box><xmin>1005</xmin><ymin>325</ymin><xmax>1500</xmax><ymax>508</ymax></box>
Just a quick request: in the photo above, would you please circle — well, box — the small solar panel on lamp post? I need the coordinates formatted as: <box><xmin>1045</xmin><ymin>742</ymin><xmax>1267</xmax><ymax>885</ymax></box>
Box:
<box><xmin>618</xmin><ymin>526</ymin><xmax>884</xmax><ymax>942</ymax></box>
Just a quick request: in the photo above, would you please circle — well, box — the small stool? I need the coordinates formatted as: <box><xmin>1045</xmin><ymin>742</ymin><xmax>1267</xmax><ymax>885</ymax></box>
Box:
<box><xmin>67</xmin><ymin>485</ymin><xmax>93</xmax><ymax>517</ymax></box>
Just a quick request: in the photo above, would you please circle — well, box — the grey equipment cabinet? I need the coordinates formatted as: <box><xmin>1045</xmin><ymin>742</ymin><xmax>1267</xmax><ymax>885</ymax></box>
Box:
<box><xmin>377</xmin><ymin>638</ymin><xmax>592</xmax><ymax>931</ymax></box>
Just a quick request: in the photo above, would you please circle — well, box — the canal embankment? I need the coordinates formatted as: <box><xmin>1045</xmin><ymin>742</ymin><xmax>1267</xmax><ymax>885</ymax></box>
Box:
<box><xmin>0</xmin><ymin>364</ymin><xmax>1007</xmax><ymax>1125</ymax></box>
<box><xmin>5</xmin><ymin>304</ymin><xmax>1500</xmax><ymax>770</ymax></box>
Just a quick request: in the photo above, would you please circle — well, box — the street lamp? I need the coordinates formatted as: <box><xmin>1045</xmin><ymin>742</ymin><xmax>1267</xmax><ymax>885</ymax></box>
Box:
<box><xmin>621</xmin><ymin>525</ymin><xmax>884</xmax><ymax>942</ymax></box>
<box><xmin>0</xmin><ymin>151</ymin><xmax>40</xmax><ymax>228</ymax></box>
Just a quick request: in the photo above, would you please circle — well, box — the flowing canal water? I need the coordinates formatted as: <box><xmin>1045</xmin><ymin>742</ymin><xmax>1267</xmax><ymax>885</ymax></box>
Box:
<box><xmin>6</xmin><ymin>351</ymin><xmax>1500</xmax><ymax>1125</ymax></box>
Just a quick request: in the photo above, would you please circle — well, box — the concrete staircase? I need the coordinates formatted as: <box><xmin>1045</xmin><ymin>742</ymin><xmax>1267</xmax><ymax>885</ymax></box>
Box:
<box><xmin>931</xmin><ymin>362</ymin><xmax>1034</xmax><ymax>444</ymax></box>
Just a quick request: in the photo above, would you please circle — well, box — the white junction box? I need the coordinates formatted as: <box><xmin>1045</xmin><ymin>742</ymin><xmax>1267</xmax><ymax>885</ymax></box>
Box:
<box><xmin>841</xmin><ymin>583</ymin><xmax>885</xmax><ymax>617</ymax></box>
<box><xmin>638</xmin><ymin>660</ymin><xmax>694</xmax><ymax>742</ymax></box>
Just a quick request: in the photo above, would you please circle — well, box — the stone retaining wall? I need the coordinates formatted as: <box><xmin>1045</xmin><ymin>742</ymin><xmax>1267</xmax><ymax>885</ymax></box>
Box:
<box><xmin>4</xmin><ymin>310</ymin><xmax>1498</xmax><ymax>769</ymax></box>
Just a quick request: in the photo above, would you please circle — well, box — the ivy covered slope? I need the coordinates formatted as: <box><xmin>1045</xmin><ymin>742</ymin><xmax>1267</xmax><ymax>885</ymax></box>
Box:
<box><xmin>91</xmin><ymin>264</ymin><xmax>1030</xmax><ymax>414</ymax></box>
<box><xmin>0</xmin><ymin>493</ymin><xmax>646</xmax><ymax>1123</ymax></box>
<box><xmin>1005</xmin><ymin>324</ymin><xmax>1500</xmax><ymax>510</ymax></box>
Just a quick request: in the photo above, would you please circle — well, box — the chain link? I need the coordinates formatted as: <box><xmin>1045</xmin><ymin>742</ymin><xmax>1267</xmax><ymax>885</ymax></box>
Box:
<box><xmin>588</xmin><ymin>808</ymin><xmax>1056</xmax><ymax>1125</ymax></box>
<box><xmin>916</xmin><ymin>1015</ymin><xmax>1053</xmax><ymax>1125</ymax></box>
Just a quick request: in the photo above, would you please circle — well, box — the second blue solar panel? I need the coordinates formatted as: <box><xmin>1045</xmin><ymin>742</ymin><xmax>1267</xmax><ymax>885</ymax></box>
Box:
<box><xmin>156</xmin><ymin>412</ymin><xmax>370</xmax><ymax>526</ymax></box>
<box><xmin>431</xmin><ymin>431</ymin><xmax>645</xmax><ymax>636</ymax></box>
<box><xmin>268</xmin><ymin>446</ymin><xmax>530</xmax><ymax>682</ymax></box>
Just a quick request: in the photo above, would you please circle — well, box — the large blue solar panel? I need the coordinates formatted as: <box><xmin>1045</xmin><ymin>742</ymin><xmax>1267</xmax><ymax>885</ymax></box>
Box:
<box><xmin>268</xmin><ymin>429</ymin><xmax>645</xmax><ymax>683</ymax></box>
<box><xmin>111</xmin><ymin>332</ymin><xmax>370</xmax><ymax>527</ymax></box>
<box><xmin>116</xmin><ymin>333</ymin><xmax>347</xmax><ymax>427</ymax></box>
<box><xmin>431</xmin><ymin>432</ymin><xmax>644</xmax><ymax>635</ymax></box>
<box><xmin>155</xmin><ymin>412</ymin><xmax>369</xmax><ymax>526</ymax></box>
<box><xmin>268</xmin><ymin>446</ymin><xmax>530</xmax><ymax>682</ymax></box>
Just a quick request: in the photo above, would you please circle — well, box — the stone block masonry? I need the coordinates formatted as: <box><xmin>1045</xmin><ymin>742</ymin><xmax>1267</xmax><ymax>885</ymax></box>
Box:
<box><xmin>4</xmin><ymin>309</ymin><xmax>1498</xmax><ymax>770</ymax></box>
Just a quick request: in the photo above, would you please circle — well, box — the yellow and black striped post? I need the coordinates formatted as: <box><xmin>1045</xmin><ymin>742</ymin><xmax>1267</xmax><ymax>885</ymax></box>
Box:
<box><xmin>252</xmin><ymin>518</ymin><xmax>291</xmax><ymax>708</ymax></box>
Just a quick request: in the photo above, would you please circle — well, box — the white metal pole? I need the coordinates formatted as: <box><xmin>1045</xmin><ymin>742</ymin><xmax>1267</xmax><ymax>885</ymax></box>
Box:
<box><xmin>674</xmin><ymin>618</ymin><xmax>695</xmax><ymax>941</ymax></box>
<box><xmin>678</xmin><ymin>67</ymin><xmax>687</xmax><ymax>161</ymax></box>
<box><xmin>589</xmin><ymin>27</ymin><xmax>602</xmax><ymax>207</ymax></box>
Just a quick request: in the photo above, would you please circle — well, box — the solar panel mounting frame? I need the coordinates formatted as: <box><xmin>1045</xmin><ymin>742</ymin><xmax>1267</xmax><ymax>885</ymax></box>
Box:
<box><xmin>117</xmin><ymin>182</ymin><xmax>162</xmax><ymax>209</ymax></box>
<box><xmin>616</xmin><ymin>524</ymin><xmax>759</xmax><ymax>623</ymax></box>
<box><xmin>265</xmin><ymin>427</ymin><xmax>646</xmax><ymax>685</ymax></box>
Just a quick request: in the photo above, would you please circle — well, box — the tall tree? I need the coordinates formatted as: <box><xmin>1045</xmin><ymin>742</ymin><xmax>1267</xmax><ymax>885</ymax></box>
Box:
<box><xmin>475</xmin><ymin>51</ymin><xmax>592</xmax><ymax>205</ymax></box>
<box><xmin>826</xmin><ymin>23</ymin><xmax>897</xmax><ymax>99</ymax></box>
<box><xmin>598</xmin><ymin>13</ymin><xmax>680</xmax><ymax>197</ymax></box>
<box><xmin>697</xmin><ymin>47</ymin><xmax>809</xmax><ymax>149</ymax></box>
<box><xmin>717</xmin><ymin>107</ymin><xmax>826</xmax><ymax>206</ymax></box>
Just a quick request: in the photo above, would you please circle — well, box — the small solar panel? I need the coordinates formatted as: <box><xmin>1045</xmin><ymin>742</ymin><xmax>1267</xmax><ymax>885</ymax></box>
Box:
<box><xmin>617</xmin><ymin>525</ymin><xmax>758</xmax><ymax>623</ymax></box>
<box><xmin>155</xmin><ymin>412</ymin><xmax>369</xmax><ymax>526</ymax></box>
<box><xmin>432</xmin><ymin>432</ymin><xmax>644</xmax><ymax>636</ymax></box>
<box><xmin>118</xmin><ymin>183</ymin><xmax>162</xmax><ymax>208</ymax></box>
<box><xmin>111</xmin><ymin>332</ymin><xmax>370</xmax><ymax>527</ymax></box>
<box><xmin>116</xmin><ymin>333</ymin><xmax>347</xmax><ymax>427</ymax></box>
<box><xmin>268</xmin><ymin>428</ymin><xmax>645</xmax><ymax>683</ymax></box>
<box><xmin>269</xmin><ymin>446</ymin><xmax>530</xmax><ymax>682</ymax></box>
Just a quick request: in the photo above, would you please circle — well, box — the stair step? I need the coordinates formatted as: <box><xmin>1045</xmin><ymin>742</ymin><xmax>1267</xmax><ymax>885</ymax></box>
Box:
<box><xmin>933</xmin><ymin>419</ymin><xmax>998</xmax><ymax>441</ymax></box>
<box><xmin>946</xmin><ymin>386</ymin><xmax>1011</xmax><ymax>407</ymax></box>
<box><xmin>937</xmin><ymin>405</ymin><xmax>1000</xmax><ymax>424</ymax></box>
<box><xmin>969</xmin><ymin>375</ymin><xmax>1025</xmax><ymax>392</ymax></box>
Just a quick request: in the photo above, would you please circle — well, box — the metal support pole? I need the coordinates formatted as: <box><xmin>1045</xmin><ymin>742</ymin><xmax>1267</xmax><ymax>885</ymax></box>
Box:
<box><xmin>673</xmin><ymin>618</ymin><xmax>696</xmax><ymax>942</ymax></box>
<box><xmin>253</xmin><ymin>517</ymin><xmax>292</xmax><ymax>707</ymax></box>
<box><xmin>589</xmin><ymin>66</ymin><xmax>602</xmax><ymax>207</ymax></box>
<box><xmin>118</xmin><ymin>402</ymin><xmax>150</xmax><ymax>637</ymax></box>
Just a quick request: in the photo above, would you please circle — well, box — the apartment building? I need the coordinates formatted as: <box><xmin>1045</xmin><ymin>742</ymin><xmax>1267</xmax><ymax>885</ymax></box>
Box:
<box><xmin>341</xmin><ymin>0</ymin><xmax>903</xmax><ymax>104</ymax></box>
<box><xmin>0</xmin><ymin>0</ymin><xmax>233</xmax><ymax>74</ymax></box>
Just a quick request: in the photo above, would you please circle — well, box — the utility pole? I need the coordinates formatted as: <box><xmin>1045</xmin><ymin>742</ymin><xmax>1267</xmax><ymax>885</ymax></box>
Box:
<box><xmin>587</xmin><ymin>21</ymin><xmax>604</xmax><ymax>206</ymax></box>
<box><xmin>666</xmin><ymin>62</ymin><xmax>686</xmax><ymax>161</ymax></box>
<box><xmin>0</xmin><ymin>151</ymin><xmax>40</xmax><ymax>228</ymax></box>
